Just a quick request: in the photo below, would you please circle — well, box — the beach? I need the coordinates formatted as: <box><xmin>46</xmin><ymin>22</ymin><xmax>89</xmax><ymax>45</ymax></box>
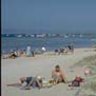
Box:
<box><xmin>1</xmin><ymin>48</ymin><xmax>96</xmax><ymax>96</ymax></box>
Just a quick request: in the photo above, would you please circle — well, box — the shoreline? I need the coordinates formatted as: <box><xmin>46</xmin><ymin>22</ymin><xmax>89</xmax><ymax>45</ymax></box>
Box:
<box><xmin>1</xmin><ymin>47</ymin><xmax>95</xmax><ymax>55</ymax></box>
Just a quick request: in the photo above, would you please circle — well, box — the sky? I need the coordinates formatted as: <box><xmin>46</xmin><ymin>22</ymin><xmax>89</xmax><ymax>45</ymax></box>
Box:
<box><xmin>1</xmin><ymin>0</ymin><xmax>96</xmax><ymax>34</ymax></box>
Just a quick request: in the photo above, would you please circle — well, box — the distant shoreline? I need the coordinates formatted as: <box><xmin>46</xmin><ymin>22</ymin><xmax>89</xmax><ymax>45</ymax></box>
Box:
<box><xmin>2</xmin><ymin>34</ymin><xmax>96</xmax><ymax>54</ymax></box>
<box><xmin>1</xmin><ymin>33</ymin><xmax>96</xmax><ymax>38</ymax></box>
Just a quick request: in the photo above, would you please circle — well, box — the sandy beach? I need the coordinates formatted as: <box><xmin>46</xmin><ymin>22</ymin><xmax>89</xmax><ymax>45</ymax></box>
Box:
<box><xmin>1</xmin><ymin>48</ymin><xmax>96</xmax><ymax>96</ymax></box>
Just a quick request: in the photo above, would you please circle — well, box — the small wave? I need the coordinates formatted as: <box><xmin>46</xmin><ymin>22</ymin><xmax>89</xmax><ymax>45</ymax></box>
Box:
<box><xmin>91</xmin><ymin>39</ymin><xmax>96</xmax><ymax>41</ymax></box>
<box><xmin>64</xmin><ymin>35</ymin><xmax>69</xmax><ymax>38</ymax></box>
<box><xmin>79</xmin><ymin>34</ymin><xmax>83</xmax><ymax>38</ymax></box>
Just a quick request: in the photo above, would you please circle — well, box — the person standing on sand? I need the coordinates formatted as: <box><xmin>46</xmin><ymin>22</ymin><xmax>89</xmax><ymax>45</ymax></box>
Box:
<box><xmin>26</xmin><ymin>46</ymin><xmax>32</xmax><ymax>57</ymax></box>
<box><xmin>52</xmin><ymin>65</ymin><xmax>66</xmax><ymax>84</ymax></box>
<box><xmin>41</xmin><ymin>47</ymin><xmax>46</xmax><ymax>53</ymax></box>
<box><xmin>67</xmin><ymin>44</ymin><xmax>74</xmax><ymax>53</ymax></box>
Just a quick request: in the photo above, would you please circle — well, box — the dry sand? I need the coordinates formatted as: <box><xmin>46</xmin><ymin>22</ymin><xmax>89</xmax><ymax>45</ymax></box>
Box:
<box><xmin>1</xmin><ymin>48</ymin><xmax>96</xmax><ymax>96</ymax></box>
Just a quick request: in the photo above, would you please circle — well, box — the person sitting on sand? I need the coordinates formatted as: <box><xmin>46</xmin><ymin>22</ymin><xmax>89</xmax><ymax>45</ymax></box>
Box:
<box><xmin>52</xmin><ymin>65</ymin><xmax>66</xmax><ymax>84</ymax></box>
<box><xmin>7</xmin><ymin>76</ymin><xmax>43</xmax><ymax>90</ymax></box>
<box><xmin>68</xmin><ymin>76</ymin><xmax>84</xmax><ymax>87</ymax></box>
<box><xmin>8</xmin><ymin>51</ymin><xmax>18</xmax><ymax>59</ymax></box>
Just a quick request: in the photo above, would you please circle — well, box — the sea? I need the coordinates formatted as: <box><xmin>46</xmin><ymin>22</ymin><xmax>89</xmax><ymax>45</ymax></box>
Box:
<box><xmin>1</xmin><ymin>34</ymin><xmax>96</xmax><ymax>54</ymax></box>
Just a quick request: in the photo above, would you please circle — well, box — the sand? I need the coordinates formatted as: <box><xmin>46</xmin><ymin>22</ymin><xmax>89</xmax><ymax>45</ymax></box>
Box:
<box><xmin>1</xmin><ymin>48</ymin><xmax>96</xmax><ymax>96</ymax></box>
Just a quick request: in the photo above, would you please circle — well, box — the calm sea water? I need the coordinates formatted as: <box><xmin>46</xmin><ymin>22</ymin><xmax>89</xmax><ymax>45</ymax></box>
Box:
<box><xmin>1</xmin><ymin>37</ymin><xmax>96</xmax><ymax>54</ymax></box>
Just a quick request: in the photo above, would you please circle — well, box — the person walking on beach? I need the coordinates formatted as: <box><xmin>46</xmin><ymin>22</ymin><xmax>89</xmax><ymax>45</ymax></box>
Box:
<box><xmin>67</xmin><ymin>44</ymin><xmax>74</xmax><ymax>53</ymax></box>
<box><xmin>26</xmin><ymin>46</ymin><xmax>32</xmax><ymax>57</ymax></box>
<box><xmin>52</xmin><ymin>65</ymin><xmax>66</xmax><ymax>84</ymax></box>
<box><xmin>41</xmin><ymin>47</ymin><xmax>46</xmax><ymax>53</ymax></box>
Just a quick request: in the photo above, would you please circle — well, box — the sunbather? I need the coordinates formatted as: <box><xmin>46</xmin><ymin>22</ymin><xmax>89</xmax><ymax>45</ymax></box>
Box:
<box><xmin>7</xmin><ymin>76</ymin><xmax>43</xmax><ymax>90</ymax></box>
<box><xmin>52</xmin><ymin>65</ymin><xmax>66</xmax><ymax>84</ymax></box>
<box><xmin>7</xmin><ymin>76</ymin><xmax>55</xmax><ymax>89</ymax></box>
<box><xmin>3</xmin><ymin>52</ymin><xmax>18</xmax><ymax>59</ymax></box>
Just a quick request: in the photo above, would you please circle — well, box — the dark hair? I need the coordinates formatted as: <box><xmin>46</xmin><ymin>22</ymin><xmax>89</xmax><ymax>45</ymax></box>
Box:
<box><xmin>55</xmin><ymin>65</ymin><xmax>60</xmax><ymax>68</ymax></box>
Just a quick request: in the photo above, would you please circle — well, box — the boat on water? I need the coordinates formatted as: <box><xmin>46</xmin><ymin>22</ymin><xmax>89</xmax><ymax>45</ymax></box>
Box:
<box><xmin>6</xmin><ymin>34</ymin><xmax>10</xmax><ymax>37</ymax></box>
<box><xmin>17</xmin><ymin>35</ymin><xmax>22</xmax><ymax>38</ymax></box>
<box><xmin>91</xmin><ymin>39</ymin><xmax>96</xmax><ymax>42</ymax></box>
<box><xmin>64</xmin><ymin>35</ymin><xmax>69</xmax><ymax>38</ymax></box>
<box><xmin>25</xmin><ymin>34</ymin><xmax>30</xmax><ymax>37</ymax></box>
<box><xmin>30</xmin><ymin>34</ymin><xmax>35</xmax><ymax>38</ymax></box>
<box><xmin>36</xmin><ymin>34</ymin><xmax>46</xmax><ymax>38</ymax></box>
<box><xmin>72</xmin><ymin>34</ymin><xmax>75</xmax><ymax>38</ymax></box>
<box><xmin>79</xmin><ymin>34</ymin><xmax>83</xmax><ymax>38</ymax></box>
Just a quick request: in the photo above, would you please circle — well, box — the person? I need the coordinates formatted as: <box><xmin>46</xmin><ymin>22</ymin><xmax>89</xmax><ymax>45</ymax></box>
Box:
<box><xmin>9</xmin><ymin>51</ymin><xmax>18</xmax><ymax>59</ymax></box>
<box><xmin>26</xmin><ymin>46</ymin><xmax>32</xmax><ymax>57</ymax></box>
<box><xmin>70</xmin><ymin>44</ymin><xmax>74</xmax><ymax>53</ymax></box>
<box><xmin>20</xmin><ymin>76</ymin><xmax>43</xmax><ymax>89</ymax></box>
<box><xmin>84</xmin><ymin>68</ymin><xmax>92</xmax><ymax>76</ymax></box>
<box><xmin>32</xmin><ymin>51</ymin><xmax>35</xmax><ymax>57</ymax></box>
<box><xmin>67</xmin><ymin>44</ymin><xmax>74</xmax><ymax>53</ymax></box>
<box><xmin>54</xmin><ymin>49</ymin><xmax>58</xmax><ymax>53</ymax></box>
<box><xmin>7</xmin><ymin>76</ymin><xmax>56</xmax><ymax>89</ymax></box>
<box><xmin>41</xmin><ymin>47</ymin><xmax>46</xmax><ymax>53</ymax></box>
<box><xmin>68</xmin><ymin>76</ymin><xmax>84</xmax><ymax>87</ymax></box>
<box><xmin>59</xmin><ymin>48</ymin><xmax>64</xmax><ymax>55</ymax></box>
<box><xmin>7</xmin><ymin>76</ymin><xmax>43</xmax><ymax>90</ymax></box>
<box><xmin>52</xmin><ymin>65</ymin><xmax>66</xmax><ymax>84</ymax></box>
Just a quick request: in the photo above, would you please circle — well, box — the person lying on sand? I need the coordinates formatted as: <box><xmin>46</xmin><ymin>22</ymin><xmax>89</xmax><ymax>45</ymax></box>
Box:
<box><xmin>9</xmin><ymin>52</ymin><xmax>18</xmax><ymax>59</ymax></box>
<box><xmin>7</xmin><ymin>76</ymin><xmax>43</xmax><ymax>90</ymax></box>
<box><xmin>52</xmin><ymin>65</ymin><xmax>66</xmax><ymax>84</ymax></box>
<box><xmin>68</xmin><ymin>76</ymin><xmax>84</xmax><ymax>88</ymax></box>
<box><xmin>7</xmin><ymin>76</ymin><xmax>55</xmax><ymax>90</ymax></box>
<box><xmin>2</xmin><ymin>52</ymin><xmax>18</xmax><ymax>59</ymax></box>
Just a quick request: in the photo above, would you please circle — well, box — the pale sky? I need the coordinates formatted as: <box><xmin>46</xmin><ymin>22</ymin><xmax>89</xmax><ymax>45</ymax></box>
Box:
<box><xmin>2</xmin><ymin>0</ymin><xmax>96</xmax><ymax>34</ymax></box>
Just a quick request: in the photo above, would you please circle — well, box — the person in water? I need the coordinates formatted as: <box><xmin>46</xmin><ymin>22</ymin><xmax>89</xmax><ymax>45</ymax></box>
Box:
<box><xmin>52</xmin><ymin>65</ymin><xmax>66</xmax><ymax>84</ymax></box>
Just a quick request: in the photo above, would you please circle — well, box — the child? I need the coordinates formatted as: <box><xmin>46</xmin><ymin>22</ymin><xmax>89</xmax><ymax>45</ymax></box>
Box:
<box><xmin>68</xmin><ymin>76</ymin><xmax>84</xmax><ymax>88</ymax></box>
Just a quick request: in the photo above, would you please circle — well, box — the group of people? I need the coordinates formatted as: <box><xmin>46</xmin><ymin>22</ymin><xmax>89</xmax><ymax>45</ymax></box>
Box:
<box><xmin>2</xmin><ymin>46</ymin><xmax>47</xmax><ymax>59</ymax></box>
<box><xmin>54</xmin><ymin>44</ymin><xmax>74</xmax><ymax>55</ymax></box>
<box><xmin>7</xmin><ymin>65</ymin><xmax>86</xmax><ymax>90</ymax></box>
<box><xmin>2</xmin><ymin>44</ymin><xmax>74</xmax><ymax>59</ymax></box>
